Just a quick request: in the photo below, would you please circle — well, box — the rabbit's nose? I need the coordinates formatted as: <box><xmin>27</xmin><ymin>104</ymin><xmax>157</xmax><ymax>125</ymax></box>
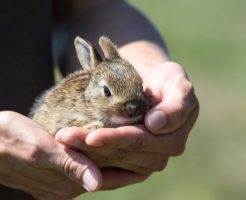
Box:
<box><xmin>125</xmin><ymin>101</ymin><xmax>141</xmax><ymax>117</ymax></box>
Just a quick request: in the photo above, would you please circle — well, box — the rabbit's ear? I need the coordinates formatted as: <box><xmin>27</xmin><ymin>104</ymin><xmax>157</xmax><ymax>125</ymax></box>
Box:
<box><xmin>99</xmin><ymin>36</ymin><xmax>120</xmax><ymax>60</ymax></box>
<box><xmin>74</xmin><ymin>36</ymin><xmax>102</xmax><ymax>70</ymax></box>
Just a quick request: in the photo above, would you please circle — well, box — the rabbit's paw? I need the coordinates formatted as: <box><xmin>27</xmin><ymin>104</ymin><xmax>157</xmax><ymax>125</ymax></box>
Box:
<box><xmin>83</xmin><ymin>121</ymin><xmax>104</xmax><ymax>130</ymax></box>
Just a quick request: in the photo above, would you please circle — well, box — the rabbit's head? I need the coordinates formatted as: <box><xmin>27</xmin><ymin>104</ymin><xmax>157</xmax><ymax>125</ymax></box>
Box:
<box><xmin>74</xmin><ymin>36</ymin><xmax>147</xmax><ymax>127</ymax></box>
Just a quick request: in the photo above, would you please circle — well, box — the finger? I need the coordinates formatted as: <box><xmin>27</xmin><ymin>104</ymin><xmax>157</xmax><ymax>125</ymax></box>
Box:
<box><xmin>86</xmin><ymin>105</ymin><xmax>199</xmax><ymax>156</ymax></box>
<box><xmin>51</xmin><ymin>144</ymin><xmax>103</xmax><ymax>192</ymax></box>
<box><xmin>84</xmin><ymin>149</ymin><xmax>169</xmax><ymax>174</ymax></box>
<box><xmin>145</xmin><ymin>79</ymin><xmax>198</xmax><ymax>134</ymax></box>
<box><xmin>56</xmin><ymin>127</ymin><xmax>169</xmax><ymax>174</ymax></box>
<box><xmin>55</xmin><ymin>127</ymin><xmax>94</xmax><ymax>151</ymax></box>
<box><xmin>101</xmin><ymin>168</ymin><xmax>151</xmax><ymax>190</ymax></box>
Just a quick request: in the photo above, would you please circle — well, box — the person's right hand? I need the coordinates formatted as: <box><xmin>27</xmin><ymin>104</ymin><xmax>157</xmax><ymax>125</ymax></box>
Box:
<box><xmin>0</xmin><ymin>111</ymin><xmax>102</xmax><ymax>200</ymax></box>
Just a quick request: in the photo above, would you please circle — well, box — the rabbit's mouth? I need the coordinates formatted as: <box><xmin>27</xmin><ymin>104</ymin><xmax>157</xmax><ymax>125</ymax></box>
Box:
<box><xmin>106</xmin><ymin>115</ymin><xmax>144</xmax><ymax>127</ymax></box>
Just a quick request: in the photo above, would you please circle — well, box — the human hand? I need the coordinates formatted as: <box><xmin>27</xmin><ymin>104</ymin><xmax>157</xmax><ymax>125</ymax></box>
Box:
<box><xmin>140</xmin><ymin>61</ymin><xmax>199</xmax><ymax>135</ymax></box>
<box><xmin>0</xmin><ymin>111</ymin><xmax>103</xmax><ymax>200</ymax></box>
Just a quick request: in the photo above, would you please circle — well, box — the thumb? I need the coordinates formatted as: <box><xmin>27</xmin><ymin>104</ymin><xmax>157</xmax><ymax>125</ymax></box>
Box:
<box><xmin>52</xmin><ymin>142</ymin><xmax>103</xmax><ymax>192</ymax></box>
<box><xmin>145</xmin><ymin>96</ymin><xmax>197</xmax><ymax>134</ymax></box>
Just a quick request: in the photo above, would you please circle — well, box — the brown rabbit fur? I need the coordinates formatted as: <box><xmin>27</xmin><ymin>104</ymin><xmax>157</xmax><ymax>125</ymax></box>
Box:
<box><xmin>30</xmin><ymin>36</ymin><xmax>147</xmax><ymax>135</ymax></box>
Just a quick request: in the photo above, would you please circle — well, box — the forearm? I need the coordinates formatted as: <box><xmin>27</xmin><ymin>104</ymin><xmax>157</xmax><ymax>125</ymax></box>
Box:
<box><xmin>60</xmin><ymin>0</ymin><xmax>169</xmax><ymax>73</ymax></box>
<box><xmin>119</xmin><ymin>40</ymin><xmax>169</xmax><ymax>70</ymax></box>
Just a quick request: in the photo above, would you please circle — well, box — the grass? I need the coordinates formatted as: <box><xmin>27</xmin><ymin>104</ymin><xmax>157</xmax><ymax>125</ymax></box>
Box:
<box><xmin>77</xmin><ymin>0</ymin><xmax>246</xmax><ymax>199</ymax></box>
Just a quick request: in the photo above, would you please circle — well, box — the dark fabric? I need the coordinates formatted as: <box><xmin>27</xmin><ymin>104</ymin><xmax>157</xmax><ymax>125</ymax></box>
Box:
<box><xmin>0</xmin><ymin>0</ymin><xmax>54</xmax><ymax>199</ymax></box>
<box><xmin>0</xmin><ymin>185</ymin><xmax>35</xmax><ymax>200</ymax></box>
<box><xmin>0</xmin><ymin>0</ymin><xmax>54</xmax><ymax>115</ymax></box>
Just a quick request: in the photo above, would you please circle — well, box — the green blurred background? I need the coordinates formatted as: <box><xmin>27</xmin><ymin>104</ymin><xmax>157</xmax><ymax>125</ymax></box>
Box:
<box><xmin>77</xmin><ymin>0</ymin><xmax>246</xmax><ymax>199</ymax></box>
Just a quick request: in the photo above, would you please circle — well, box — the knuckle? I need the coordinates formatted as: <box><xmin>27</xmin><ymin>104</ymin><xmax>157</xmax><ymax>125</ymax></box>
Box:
<box><xmin>0</xmin><ymin>111</ymin><xmax>13</xmax><ymax>123</ymax></box>
<box><xmin>62</xmin><ymin>156</ymin><xmax>72</xmax><ymax>175</ymax></box>
<box><xmin>62</xmin><ymin>156</ymin><xmax>83</xmax><ymax>181</ymax></box>
<box><xmin>176</xmin><ymin>78</ymin><xmax>195</xmax><ymax>110</ymax></box>
<box><xmin>25</xmin><ymin>144</ymin><xmax>43</xmax><ymax>164</ymax></box>
<box><xmin>186</xmin><ymin>87</ymin><xmax>197</xmax><ymax>108</ymax></box>
<box><xmin>175</xmin><ymin>102</ymin><xmax>187</xmax><ymax>119</ymax></box>
<box><xmin>62</xmin><ymin>155</ymin><xmax>84</xmax><ymax>182</ymax></box>
<box><xmin>167</xmin><ymin>104</ymin><xmax>187</xmax><ymax>132</ymax></box>
<box><xmin>185</xmin><ymin>80</ymin><xmax>194</xmax><ymax>93</ymax></box>
<box><xmin>183</xmin><ymin>81</ymin><xmax>199</xmax><ymax>113</ymax></box>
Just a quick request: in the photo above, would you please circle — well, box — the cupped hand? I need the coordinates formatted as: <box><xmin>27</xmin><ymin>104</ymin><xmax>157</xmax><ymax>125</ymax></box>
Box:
<box><xmin>0</xmin><ymin>111</ymin><xmax>102</xmax><ymax>200</ymax></box>
<box><xmin>140</xmin><ymin>61</ymin><xmax>199</xmax><ymax>135</ymax></box>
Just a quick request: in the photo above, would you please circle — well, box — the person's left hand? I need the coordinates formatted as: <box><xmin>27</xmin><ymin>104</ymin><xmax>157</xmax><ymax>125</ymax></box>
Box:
<box><xmin>55</xmin><ymin>61</ymin><xmax>199</xmax><ymax>186</ymax></box>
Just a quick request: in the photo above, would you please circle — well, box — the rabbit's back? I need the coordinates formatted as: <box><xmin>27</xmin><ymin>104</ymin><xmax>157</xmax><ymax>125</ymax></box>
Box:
<box><xmin>31</xmin><ymin>70</ymin><xmax>91</xmax><ymax>134</ymax></box>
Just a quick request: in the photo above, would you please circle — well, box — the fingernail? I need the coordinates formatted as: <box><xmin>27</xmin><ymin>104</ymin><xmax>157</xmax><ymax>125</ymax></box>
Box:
<box><xmin>147</xmin><ymin>110</ymin><xmax>167</xmax><ymax>131</ymax></box>
<box><xmin>82</xmin><ymin>169</ymin><xmax>99</xmax><ymax>192</ymax></box>
<box><xmin>55</xmin><ymin>127</ymin><xmax>68</xmax><ymax>136</ymax></box>
<box><xmin>55</xmin><ymin>127</ymin><xmax>70</xmax><ymax>140</ymax></box>
<box><xmin>86</xmin><ymin>131</ymin><xmax>104</xmax><ymax>147</ymax></box>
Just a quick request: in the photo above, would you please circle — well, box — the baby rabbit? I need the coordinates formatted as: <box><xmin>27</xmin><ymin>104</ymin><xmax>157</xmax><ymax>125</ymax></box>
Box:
<box><xmin>30</xmin><ymin>36</ymin><xmax>147</xmax><ymax>135</ymax></box>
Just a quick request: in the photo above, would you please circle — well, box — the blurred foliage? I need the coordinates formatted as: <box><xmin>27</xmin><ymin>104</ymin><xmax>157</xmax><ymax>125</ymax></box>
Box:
<box><xmin>77</xmin><ymin>0</ymin><xmax>246</xmax><ymax>199</ymax></box>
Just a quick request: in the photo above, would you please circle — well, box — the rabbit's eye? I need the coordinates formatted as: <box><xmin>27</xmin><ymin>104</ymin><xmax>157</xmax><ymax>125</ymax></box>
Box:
<box><xmin>103</xmin><ymin>86</ymin><xmax>111</xmax><ymax>97</ymax></box>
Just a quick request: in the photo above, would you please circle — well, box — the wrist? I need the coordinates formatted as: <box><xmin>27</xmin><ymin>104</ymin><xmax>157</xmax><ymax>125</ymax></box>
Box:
<box><xmin>119</xmin><ymin>40</ymin><xmax>169</xmax><ymax>67</ymax></box>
